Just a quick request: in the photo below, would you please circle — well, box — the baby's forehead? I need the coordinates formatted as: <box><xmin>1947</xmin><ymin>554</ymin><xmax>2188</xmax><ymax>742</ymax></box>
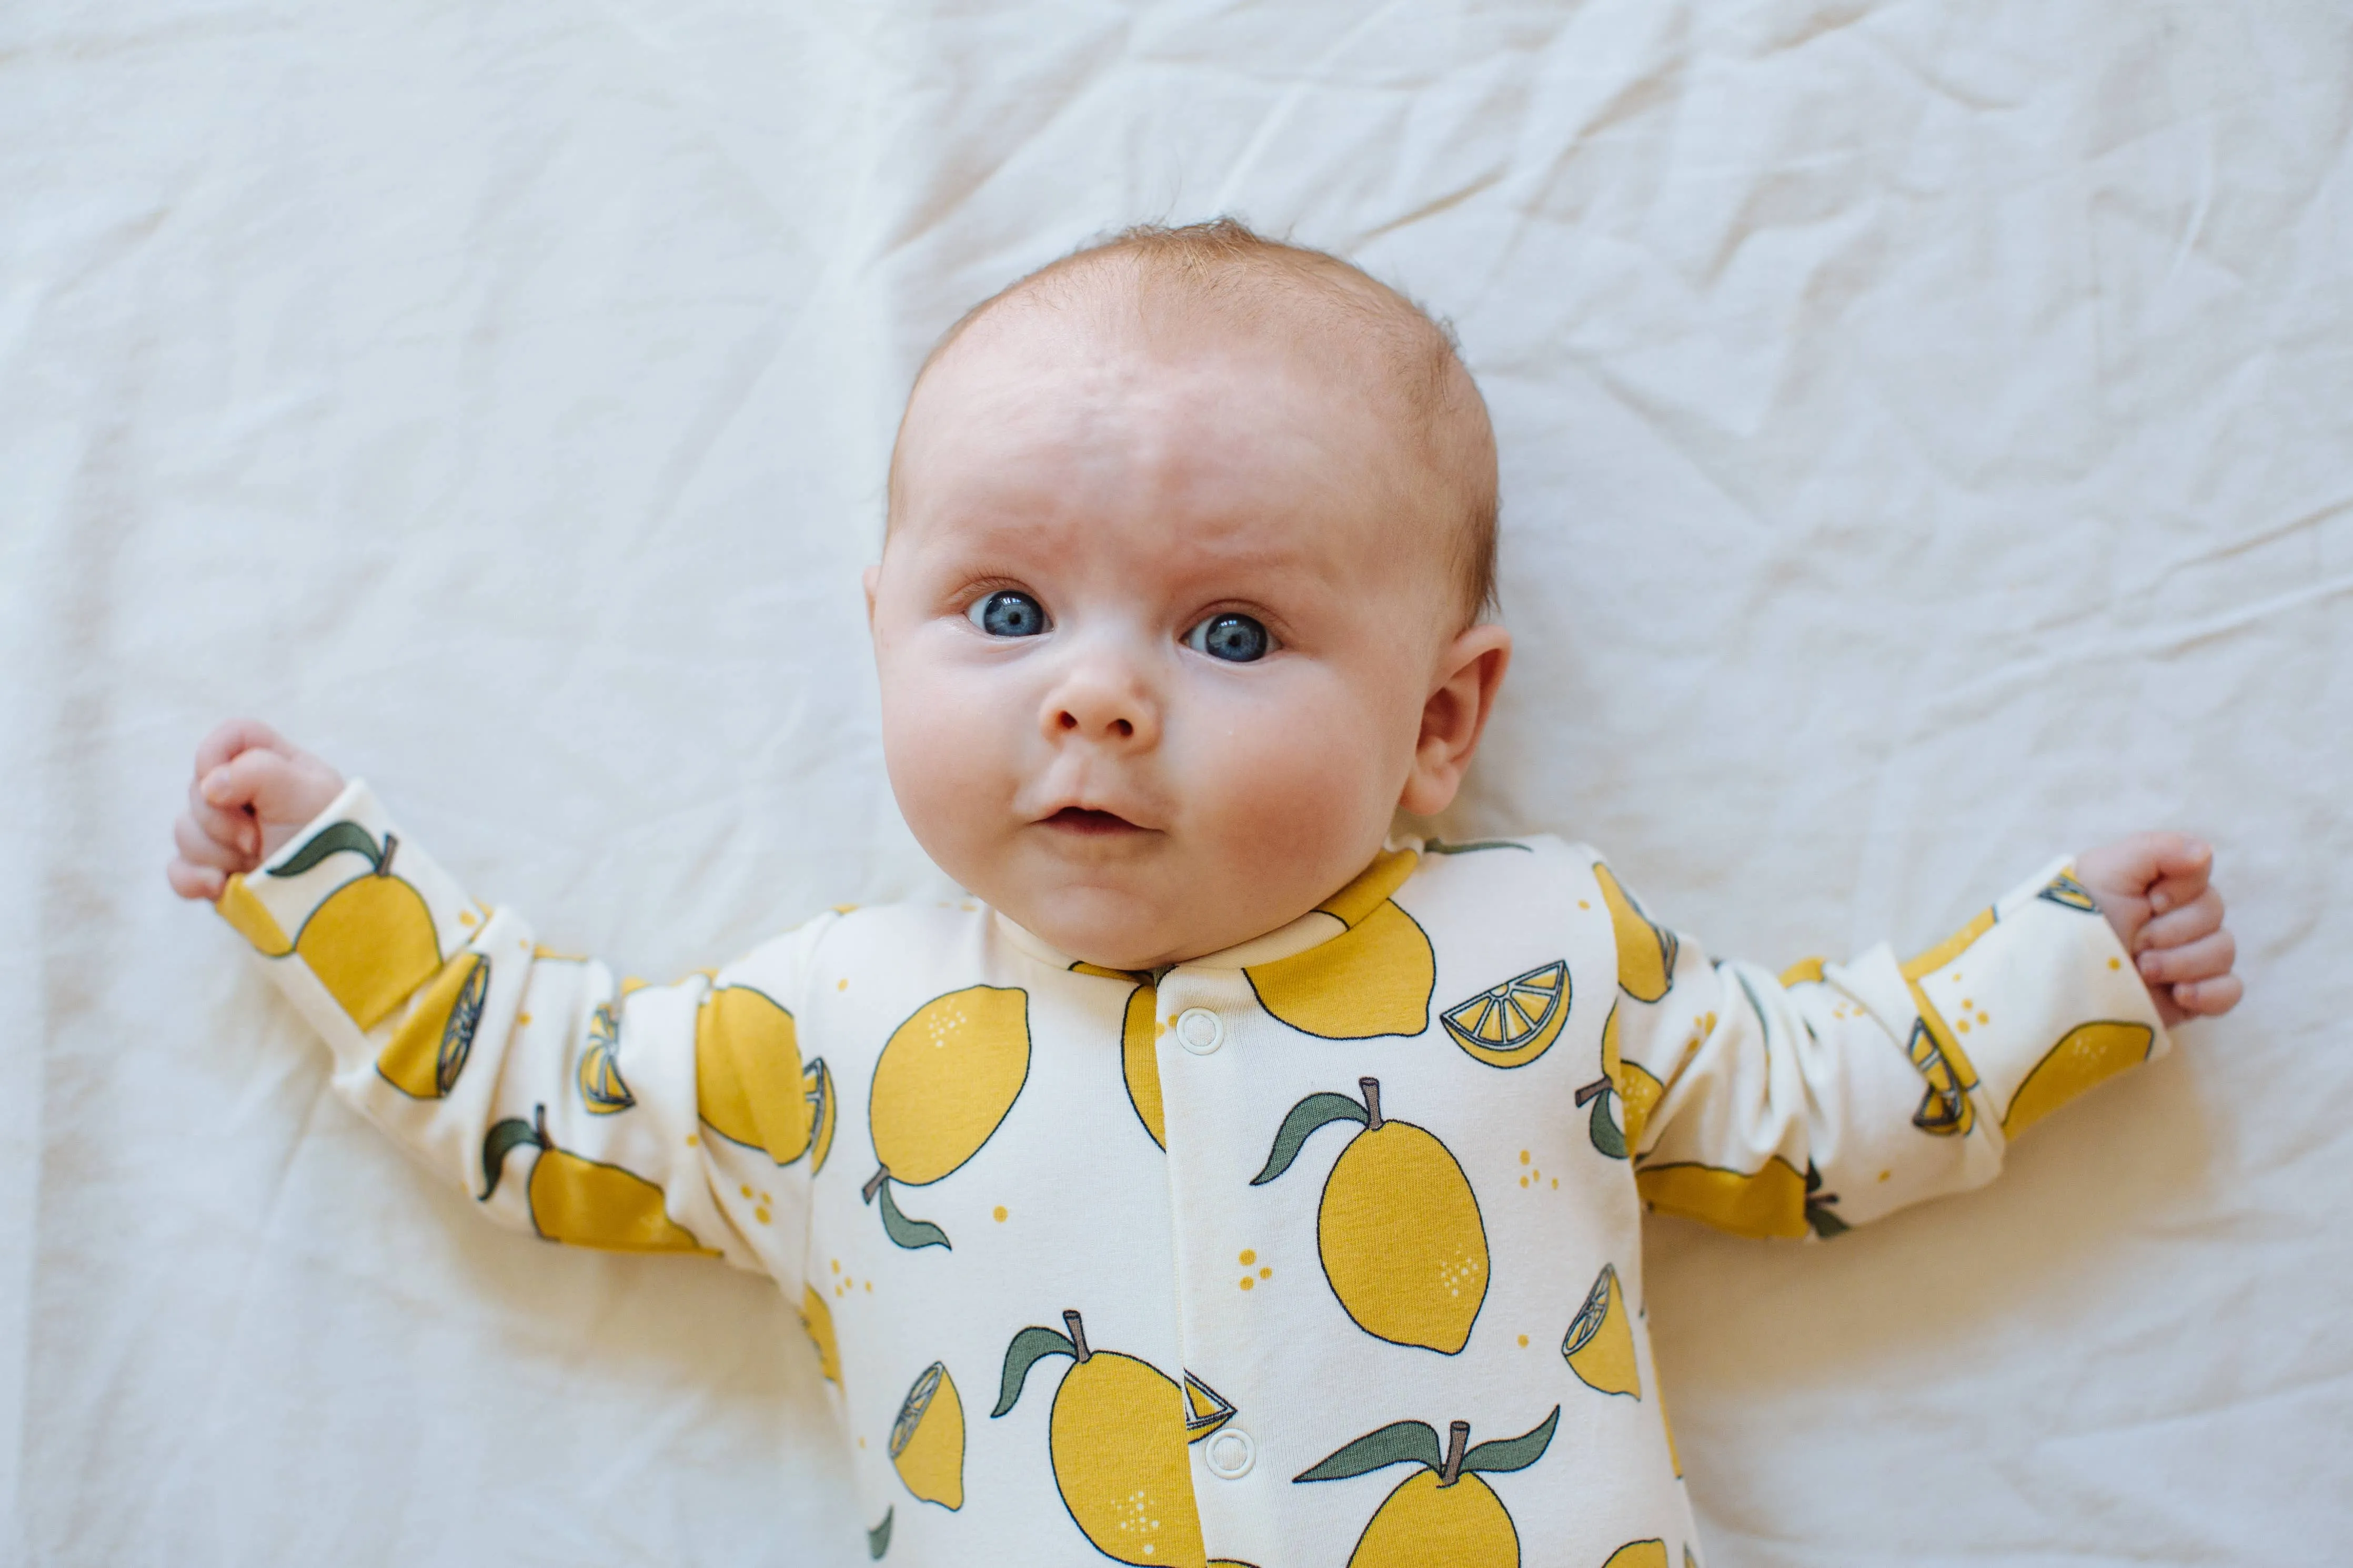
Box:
<box><xmin>958</xmin><ymin>251</ymin><xmax>1439</xmax><ymax>422</ymax></box>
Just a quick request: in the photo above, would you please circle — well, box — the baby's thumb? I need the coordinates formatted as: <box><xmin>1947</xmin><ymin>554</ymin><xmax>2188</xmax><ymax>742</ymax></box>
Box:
<box><xmin>201</xmin><ymin>749</ymin><xmax>320</xmax><ymax>826</ymax></box>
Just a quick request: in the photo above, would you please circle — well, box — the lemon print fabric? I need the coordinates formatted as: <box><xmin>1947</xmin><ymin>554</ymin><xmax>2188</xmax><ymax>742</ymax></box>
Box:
<box><xmin>2002</xmin><ymin>1020</ymin><xmax>2155</xmax><ymax>1139</ymax></box>
<box><xmin>1561</xmin><ymin>1262</ymin><xmax>1640</xmax><ymax>1398</ymax></box>
<box><xmin>1601</xmin><ymin>1543</ymin><xmax>1670</xmax><ymax>1568</ymax></box>
<box><xmin>800</xmin><ymin>1285</ymin><xmax>841</xmax><ymax>1384</ymax></box>
<box><xmin>1073</xmin><ymin>963</ymin><xmax>1165</xmax><ymax>1150</ymax></box>
<box><xmin>890</xmin><ymin>1361</ymin><xmax>966</xmax><ymax>1511</ymax></box>
<box><xmin>1244</xmin><ymin>849</ymin><xmax>1434</xmax><ymax>1040</ymax></box>
<box><xmin>696</xmin><ymin>984</ymin><xmax>837</xmax><ymax>1172</ymax></box>
<box><xmin>375</xmin><ymin>950</ymin><xmax>487</xmax><ymax>1099</ymax></box>
<box><xmin>1292</xmin><ymin>1405</ymin><xmax>1558</xmax><ymax>1568</ymax></box>
<box><xmin>1594</xmin><ymin>862</ymin><xmax>1677</xmax><ymax>1004</ymax></box>
<box><xmin>1440</xmin><ymin>959</ymin><xmax>1570</xmax><ymax>1068</ymax></box>
<box><xmin>864</xmin><ymin>985</ymin><xmax>1030</xmax><ymax>1251</ymax></box>
<box><xmin>478</xmin><ymin>1105</ymin><xmax>712</xmax><ymax>1255</ymax></box>
<box><xmin>992</xmin><ymin>1310</ymin><xmax>1206</xmax><ymax>1567</ymax></box>
<box><xmin>1897</xmin><ymin>907</ymin><xmax>1995</xmax><ymax>1136</ymax></box>
<box><xmin>1581</xmin><ymin>1003</ymin><xmax>1667</xmax><ymax>1160</ymax></box>
<box><xmin>1252</xmin><ymin>1077</ymin><xmax>1487</xmax><ymax>1354</ymax></box>
<box><xmin>576</xmin><ymin>999</ymin><xmax>635</xmax><ymax>1114</ymax></box>
<box><xmin>2037</xmin><ymin>869</ymin><xmax>2100</xmax><ymax>913</ymax></box>
<box><xmin>238</xmin><ymin>821</ymin><xmax>445</xmax><ymax>1030</ymax></box>
<box><xmin>1635</xmin><ymin>1155</ymin><xmax>1847</xmax><ymax>1240</ymax></box>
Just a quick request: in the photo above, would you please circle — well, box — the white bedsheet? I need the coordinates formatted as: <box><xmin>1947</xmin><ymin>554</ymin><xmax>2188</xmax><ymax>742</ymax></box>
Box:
<box><xmin>5</xmin><ymin>1</ymin><xmax>2349</xmax><ymax>1562</ymax></box>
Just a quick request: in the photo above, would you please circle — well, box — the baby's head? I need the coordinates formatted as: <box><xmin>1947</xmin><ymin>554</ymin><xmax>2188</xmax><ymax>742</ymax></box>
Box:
<box><xmin>867</xmin><ymin>220</ymin><xmax>1511</xmax><ymax>969</ymax></box>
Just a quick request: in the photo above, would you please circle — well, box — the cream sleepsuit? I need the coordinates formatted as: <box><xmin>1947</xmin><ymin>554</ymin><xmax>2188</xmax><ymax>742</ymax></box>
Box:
<box><xmin>215</xmin><ymin>780</ymin><xmax>2167</xmax><ymax>1567</ymax></box>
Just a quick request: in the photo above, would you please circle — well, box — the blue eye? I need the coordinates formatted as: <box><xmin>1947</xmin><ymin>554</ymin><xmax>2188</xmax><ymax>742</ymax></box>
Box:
<box><xmin>1186</xmin><ymin>612</ymin><xmax>1271</xmax><ymax>663</ymax></box>
<box><xmin>969</xmin><ymin>589</ymin><xmax>1048</xmax><ymax>638</ymax></box>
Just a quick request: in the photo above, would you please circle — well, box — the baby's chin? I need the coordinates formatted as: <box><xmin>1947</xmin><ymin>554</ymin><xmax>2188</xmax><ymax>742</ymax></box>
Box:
<box><xmin>992</xmin><ymin>876</ymin><xmax>1298</xmax><ymax>973</ymax></box>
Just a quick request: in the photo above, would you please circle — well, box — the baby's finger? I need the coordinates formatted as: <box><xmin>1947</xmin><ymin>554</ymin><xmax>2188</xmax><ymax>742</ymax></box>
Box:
<box><xmin>2172</xmin><ymin>973</ymin><xmax>2244</xmax><ymax>1018</ymax></box>
<box><xmin>167</xmin><ymin>857</ymin><xmax>227</xmax><ymax>901</ymax></box>
<box><xmin>2144</xmin><ymin>837</ymin><xmax>2213</xmax><ymax>916</ymax></box>
<box><xmin>175</xmin><ymin>813</ymin><xmax>252</xmax><ymax>873</ymax></box>
<box><xmin>185</xmin><ymin>776</ymin><xmax>259</xmax><ymax>857</ymax></box>
<box><xmin>2137</xmin><ymin>887</ymin><xmax>2223</xmax><ymax>952</ymax></box>
<box><xmin>2138</xmin><ymin>929</ymin><xmax>2235</xmax><ymax>986</ymax></box>
<box><xmin>200</xmin><ymin>747</ymin><xmax>309</xmax><ymax>819</ymax></box>
<box><xmin>194</xmin><ymin>717</ymin><xmax>288</xmax><ymax>780</ymax></box>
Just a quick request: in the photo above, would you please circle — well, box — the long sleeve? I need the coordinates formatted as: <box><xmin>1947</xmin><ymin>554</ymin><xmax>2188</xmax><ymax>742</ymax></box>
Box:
<box><xmin>212</xmin><ymin>779</ymin><xmax>833</xmax><ymax>1296</ymax></box>
<box><xmin>1590</xmin><ymin>857</ymin><xmax>2169</xmax><ymax>1238</ymax></box>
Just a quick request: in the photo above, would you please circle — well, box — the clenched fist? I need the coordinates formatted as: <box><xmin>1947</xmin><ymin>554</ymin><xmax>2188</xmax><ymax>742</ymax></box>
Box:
<box><xmin>165</xmin><ymin>720</ymin><xmax>347</xmax><ymax>902</ymax></box>
<box><xmin>2075</xmin><ymin>832</ymin><xmax>2244</xmax><ymax>1028</ymax></box>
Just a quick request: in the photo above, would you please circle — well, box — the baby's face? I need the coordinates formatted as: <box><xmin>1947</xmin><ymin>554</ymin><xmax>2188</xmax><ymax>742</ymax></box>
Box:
<box><xmin>869</xmin><ymin>300</ymin><xmax>1502</xmax><ymax>969</ymax></box>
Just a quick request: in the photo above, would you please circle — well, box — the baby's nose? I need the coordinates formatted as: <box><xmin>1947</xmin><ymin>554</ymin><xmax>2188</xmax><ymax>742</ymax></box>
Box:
<box><xmin>1043</xmin><ymin>664</ymin><xmax>1160</xmax><ymax>750</ymax></box>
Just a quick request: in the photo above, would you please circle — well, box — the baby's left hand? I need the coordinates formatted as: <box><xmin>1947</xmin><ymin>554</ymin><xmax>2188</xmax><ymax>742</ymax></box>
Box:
<box><xmin>2074</xmin><ymin>832</ymin><xmax>2243</xmax><ymax>1028</ymax></box>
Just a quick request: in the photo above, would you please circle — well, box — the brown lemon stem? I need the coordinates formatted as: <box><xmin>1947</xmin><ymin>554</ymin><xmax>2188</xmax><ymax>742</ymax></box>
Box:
<box><xmin>1359</xmin><ymin>1077</ymin><xmax>1383</xmax><ymax>1131</ymax></box>
<box><xmin>1440</xmin><ymin>1421</ymin><xmax>1469</xmax><ymax>1486</ymax></box>
<box><xmin>376</xmin><ymin>833</ymin><xmax>399</xmax><ymax>876</ymax></box>
<box><xmin>862</xmin><ymin>1167</ymin><xmax>888</xmax><ymax>1204</ymax></box>
<box><xmin>1062</xmin><ymin>1310</ymin><xmax>1091</xmax><ymax>1362</ymax></box>
<box><xmin>1575</xmin><ymin>1077</ymin><xmax>1610</xmax><ymax>1106</ymax></box>
<box><xmin>531</xmin><ymin>1101</ymin><xmax>550</xmax><ymax>1148</ymax></box>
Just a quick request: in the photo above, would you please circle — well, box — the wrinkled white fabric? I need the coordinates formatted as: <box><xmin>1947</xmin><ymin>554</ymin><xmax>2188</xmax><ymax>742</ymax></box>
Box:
<box><xmin>6</xmin><ymin>1</ymin><xmax>2349</xmax><ymax>1564</ymax></box>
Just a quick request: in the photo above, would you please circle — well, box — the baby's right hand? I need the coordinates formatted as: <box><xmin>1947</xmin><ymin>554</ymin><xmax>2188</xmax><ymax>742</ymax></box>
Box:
<box><xmin>166</xmin><ymin>719</ymin><xmax>347</xmax><ymax>902</ymax></box>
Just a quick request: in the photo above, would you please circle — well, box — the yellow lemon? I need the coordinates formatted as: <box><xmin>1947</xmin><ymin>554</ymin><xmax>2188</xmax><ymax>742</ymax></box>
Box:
<box><xmin>377</xmin><ymin>952</ymin><xmax>488</xmax><ymax>1099</ymax></box>
<box><xmin>2038</xmin><ymin>869</ymin><xmax>2099</xmax><ymax>913</ymax></box>
<box><xmin>1351</xmin><ymin>1469</ymin><xmax>1516</xmax><ymax>1567</ymax></box>
<box><xmin>1603</xmin><ymin>1542</ymin><xmax>1670</xmax><ymax>1568</ymax></box>
<box><xmin>1441</xmin><ymin>960</ymin><xmax>1570</xmax><ymax>1068</ymax></box>
<box><xmin>992</xmin><ymin>1311</ymin><xmax>1205</xmax><ymax>1568</ymax></box>
<box><xmin>1052</xmin><ymin>1351</ymin><xmax>1204</xmax><ymax>1566</ymax></box>
<box><xmin>870</xmin><ymin>986</ymin><xmax>1030</xmax><ymax>1186</ymax></box>
<box><xmin>890</xmin><ymin>1361</ymin><xmax>965</xmax><ymax>1511</ymax></box>
<box><xmin>1584</xmin><ymin>1004</ymin><xmax>1666</xmax><ymax>1159</ymax></box>
<box><xmin>864</xmin><ymin>986</ymin><xmax>1031</xmax><ymax>1251</ymax></box>
<box><xmin>1120</xmin><ymin>983</ymin><xmax>1164</xmax><ymax>1149</ymax></box>
<box><xmin>1246</xmin><ymin>850</ymin><xmax>1433</xmax><ymax>1040</ymax></box>
<box><xmin>2002</xmin><ymin>1020</ymin><xmax>2155</xmax><ymax>1140</ymax></box>
<box><xmin>1181</xmin><ymin>1371</ymin><xmax>1234</xmax><ymax>1441</ymax></box>
<box><xmin>1562</xmin><ymin>1262</ymin><xmax>1640</xmax><ymax>1398</ymax></box>
<box><xmin>215</xmin><ymin>874</ymin><xmax>291</xmax><ymax>956</ymax></box>
<box><xmin>697</xmin><ymin>986</ymin><xmax>811</xmax><ymax>1163</ymax></box>
<box><xmin>481</xmin><ymin>1108</ymin><xmax>712</xmax><ymax>1255</ymax></box>
<box><xmin>1594</xmin><ymin>862</ymin><xmax>1677</xmax><ymax>1004</ymax></box>
<box><xmin>577</xmin><ymin>999</ymin><xmax>635</xmax><ymax>1114</ymax></box>
<box><xmin>800</xmin><ymin>1285</ymin><xmax>840</xmax><ymax>1384</ymax></box>
<box><xmin>1255</xmin><ymin>1078</ymin><xmax>1487</xmax><ymax>1354</ymax></box>
<box><xmin>299</xmin><ymin>869</ymin><xmax>443</xmax><ymax>1031</ymax></box>
<box><xmin>1636</xmin><ymin>1157</ymin><xmax>1809</xmax><ymax>1240</ymax></box>
<box><xmin>1296</xmin><ymin>1409</ymin><xmax>1557</xmax><ymax>1568</ymax></box>
<box><xmin>805</xmin><ymin>1057</ymin><xmax>837</xmax><ymax>1174</ymax></box>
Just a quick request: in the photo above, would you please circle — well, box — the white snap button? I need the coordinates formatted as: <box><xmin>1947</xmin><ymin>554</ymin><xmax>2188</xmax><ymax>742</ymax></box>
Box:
<box><xmin>1204</xmin><ymin>1427</ymin><xmax>1254</xmax><ymax>1479</ymax></box>
<box><xmin>1176</xmin><ymin>1007</ymin><xmax>1223</xmax><ymax>1055</ymax></box>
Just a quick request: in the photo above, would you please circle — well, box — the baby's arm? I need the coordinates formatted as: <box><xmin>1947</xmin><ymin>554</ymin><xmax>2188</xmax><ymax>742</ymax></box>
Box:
<box><xmin>169</xmin><ymin>720</ymin><xmax>829</xmax><ymax>1291</ymax></box>
<box><xmin>1597</xmin><ymin>835</ymin><xmax>2239</xmax><ymax>1238</ymax></box>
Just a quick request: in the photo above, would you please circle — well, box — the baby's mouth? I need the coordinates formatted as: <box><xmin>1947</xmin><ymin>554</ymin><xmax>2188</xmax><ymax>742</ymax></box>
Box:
<box><xmin>1042</xmin><ymin>806</ymin><xmax>1145</xmax><ymax>836</ymax></box>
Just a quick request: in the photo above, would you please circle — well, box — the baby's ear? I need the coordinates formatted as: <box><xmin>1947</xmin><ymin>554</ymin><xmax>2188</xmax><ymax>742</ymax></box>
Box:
<box><xmin>1400</xmin><ymin>623</ymin><xmax>1512</xmax><ymax>817</ymax></box>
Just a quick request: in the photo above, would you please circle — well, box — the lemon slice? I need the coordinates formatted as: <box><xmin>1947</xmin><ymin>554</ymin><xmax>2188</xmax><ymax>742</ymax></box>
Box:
<box><xmin>1440</xmin><ymin>960</ymin><xmax>1570</xmax><ymax>1068</ymax></box>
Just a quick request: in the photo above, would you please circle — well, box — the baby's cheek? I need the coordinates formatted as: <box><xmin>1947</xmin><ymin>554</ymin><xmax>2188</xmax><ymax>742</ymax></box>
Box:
<box><xmin>879</xmin><ymin>664</ymin><xmax>1013</xmax><ymax>864</ymax></box>
<box><xmin>1200</xmin><ymin>688</ymin><xmax>1396</xmax><ymax>883</ymax></box>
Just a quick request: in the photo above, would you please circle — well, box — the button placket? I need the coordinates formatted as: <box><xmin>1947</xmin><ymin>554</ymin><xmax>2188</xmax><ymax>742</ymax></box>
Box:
<box><xmin>1204</xmin><ymin>1426</ymin><xmax>1254</xmax><ymax>1479</ymax></box>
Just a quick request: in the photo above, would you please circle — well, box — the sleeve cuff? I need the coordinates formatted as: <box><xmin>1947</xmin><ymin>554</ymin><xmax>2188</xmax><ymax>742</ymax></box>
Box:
<box><xmin>213</xmin><ymin>780</ymin><xmax>487</xmax><ymax>1033</ymax></box>
<box><xmin>1904</xmin><ymin>857</ymin><xmax>2171</xmax><ymax>1149</ymax></box>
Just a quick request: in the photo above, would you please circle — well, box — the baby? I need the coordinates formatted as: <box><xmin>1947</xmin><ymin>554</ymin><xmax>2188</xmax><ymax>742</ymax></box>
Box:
<box><xmin>168</xmin><ymin>221</ymin><xmax>2241</xmax><ymax>1567</ymax></box>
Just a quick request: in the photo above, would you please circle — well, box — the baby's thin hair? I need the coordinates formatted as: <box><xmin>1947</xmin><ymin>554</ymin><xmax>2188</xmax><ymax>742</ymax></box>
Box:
<box><xmin>896</xmin><ymin>218</ymin><xmax>1501</xmax><ymax>626</ymax></box>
